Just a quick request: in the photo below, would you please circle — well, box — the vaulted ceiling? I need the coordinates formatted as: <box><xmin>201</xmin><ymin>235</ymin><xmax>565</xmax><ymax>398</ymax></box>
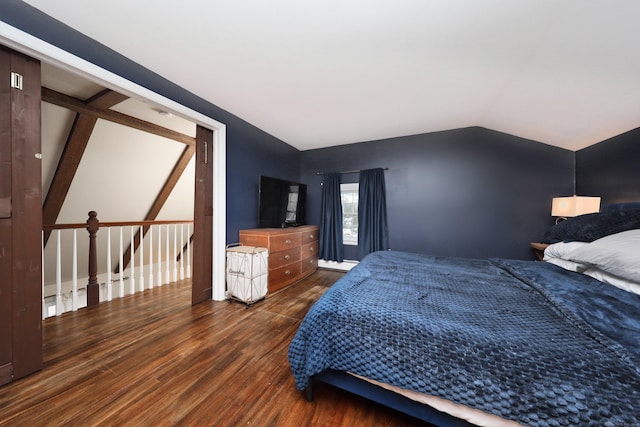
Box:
<box><xmin>25</xmin><ymin>0</ymin><xmax>640</xmax><ymax>151</ymax></box>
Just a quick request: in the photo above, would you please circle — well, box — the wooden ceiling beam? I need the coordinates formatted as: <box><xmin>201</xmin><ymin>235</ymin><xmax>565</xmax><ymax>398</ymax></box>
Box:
<box><xmin>115</xmin><ymin>144</ymin><xmax>196</xmax><ymax>273</ymax></box>
<box><xmin>42</xmin><ymin>87</ymin><xmax>195</xmax><ymax>146</ymax></box>
<box><xmin>85</xmin><ymin>88</ymin><xmax>130</xmax><ymax>109</ymax></box>
<box><xmin>43</xmin><ymin>89</ymin><xmax>130</xmax><ymax>242</ymax></box>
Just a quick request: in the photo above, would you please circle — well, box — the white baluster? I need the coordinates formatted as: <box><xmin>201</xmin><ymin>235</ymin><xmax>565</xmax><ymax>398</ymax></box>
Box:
<box><xmin>139</xmin><ymin>225</ymin><xmax>145</xmax><ymax>292</ymax></box>
<box><xmin>180</xmin><ymin>223</ymin><xmax>185</xmax><ymax>280</ymax></box>
<box><xmin>55</xmin><ymin>230</ymin><xmax>63</xmax><ymax>316</ymax></box>
<box><xmin>157</xmin><ymin>224</ymin><xmax>162</xmax><ymax>286</ymax></box>
<box><xmin>106</xmin><ymin>227</ymin><xmax>112</xmax><ymax>301</ymax></box>
<box><xmin>72</xmin><ymin>229</ymin><xmax>78</xmax><ymax>311</ymax></box>
<box><xmin>148</xmin><ymin>225</ymin><xmax>154</xmax><ymax>289</ymax></box>
<box><xmin>64</xmin><ymin>291</ymin><xmax>71</xmax><ymax>313</ymax></box>
<box><xmin>173</xmin><ymin>224</ymin><xmax>178</xmax><ymax>283</ymax></box>
<box><xmin>186</xmin><ymin>223</ymin><xmax>192</xmax><ymax>278</ymax></box>
<box><xmin>130</xmin><ymin>226</ymin><xmax>136</xmax><ymax>295</ymax></box>
<box><xmin>119</xmin><ymin>226</ymin><xmax>124</xmax><ymax>297</ymax></box>
<box><xmin>165</xmin><ymin>224</ymin><xmax>170</xmax><ymax>284</ymax></box>
<box><xmin>62</xmin><ymin>292</ymin><xmax>69</xmax><ymax>313</ymax></box>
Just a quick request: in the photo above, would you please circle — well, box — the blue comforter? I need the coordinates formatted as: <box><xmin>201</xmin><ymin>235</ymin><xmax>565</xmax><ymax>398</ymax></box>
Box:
<box><xmin>288</xmin><ymin>251</ymin><xmax>640</xmax><ymax>427</ymax></box>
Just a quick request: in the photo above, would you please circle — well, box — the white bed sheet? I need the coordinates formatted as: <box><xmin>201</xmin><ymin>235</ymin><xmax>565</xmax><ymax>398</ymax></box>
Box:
<box><xmin>543</xmin><ymin>240</ymin><xmax>640</xmax><ymax>295</ymax></box>
<box><xmin>349</xmin><ymin>373</ymin><xmax>525</xmax><ymax>427</ymax></box>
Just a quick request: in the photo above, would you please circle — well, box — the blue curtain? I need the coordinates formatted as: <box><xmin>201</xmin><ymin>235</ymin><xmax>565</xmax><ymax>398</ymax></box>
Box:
<box><xmin>319</xmin><ymin>173</ymin><xmax>344</xmax><ymax>262</ymax></box>
<box><xmin>358</xmin><ymin>168</ymin><xmax>389</xmax><ymax>259</ymax></box>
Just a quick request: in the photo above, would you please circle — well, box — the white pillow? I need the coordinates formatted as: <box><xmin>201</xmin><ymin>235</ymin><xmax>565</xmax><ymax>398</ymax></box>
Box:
<box><xmin>543</xmin><ymin>241</ymin><xmax>588</xmax><ymax>260</ymax></box>
<box><xmin>544</xmin><ymin>257</ymin><xmax>585</xmax><ymax>272</ymax></box>
<box><xmin>542</xmin><ymin>241</ymin><xmax>588</xmax><ymax>272</ymax></box>
<box><xmin>564</xmin><ymin>229</ymin><xmax>640</xmax><ymax>283</ymax></box>
<box><xmin>543</xmin><ymin>241</ymin><xmax>588</xmax><ymax>272</ymax></box>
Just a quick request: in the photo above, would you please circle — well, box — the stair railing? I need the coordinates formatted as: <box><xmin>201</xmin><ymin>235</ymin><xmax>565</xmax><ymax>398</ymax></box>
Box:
<box><xmin>42</xmin><ymin>211</ymin><xmax>193</xmax><ymax>318</ymax></box>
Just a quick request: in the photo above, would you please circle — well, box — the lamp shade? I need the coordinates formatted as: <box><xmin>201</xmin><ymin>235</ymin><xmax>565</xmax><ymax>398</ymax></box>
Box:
<box><xmin>551</xmin><ymin>195</ymin><xmax>601</xmax><ymax>217</ymax></box>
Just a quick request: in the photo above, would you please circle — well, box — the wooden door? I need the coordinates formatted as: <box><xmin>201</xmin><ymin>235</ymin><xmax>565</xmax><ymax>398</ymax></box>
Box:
<box><xmin>192</xmin><ymin>125</ymin><xmax>213</xmax><ymax>304</ymax></box>
<box><xmin>0</xmin><ymin>46</ymin><xmax>42</xmax><ymax>385</ymax></box>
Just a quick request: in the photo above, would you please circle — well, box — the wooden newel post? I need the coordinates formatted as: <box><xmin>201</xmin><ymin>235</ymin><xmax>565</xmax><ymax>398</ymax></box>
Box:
<box><xmin>86</xmin><ymin>211</ymin><xmax>100</xmax><ymax>307</ymax></box>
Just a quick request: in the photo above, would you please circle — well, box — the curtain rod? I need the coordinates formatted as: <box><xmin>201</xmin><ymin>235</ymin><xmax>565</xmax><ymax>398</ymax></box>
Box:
<box><xmin>315</xmin><ymin>167</ymin><xmax>388</xmax><ymax>176</ymax></box>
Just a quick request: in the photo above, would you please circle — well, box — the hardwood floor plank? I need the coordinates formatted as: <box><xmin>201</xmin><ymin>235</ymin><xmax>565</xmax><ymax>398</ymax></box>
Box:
<box><xmin>0</xmin><ymin>270</ymin><xmax>432</xmax><ymax>427</ymax></box>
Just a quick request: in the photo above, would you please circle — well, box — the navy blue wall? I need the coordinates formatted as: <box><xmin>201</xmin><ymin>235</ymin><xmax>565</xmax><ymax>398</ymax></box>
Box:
<box><xmin>0</xmin><ymin>1</ymin><xmax>300</xmax><ymax>245</ymax></box>
<box><xmin>226</xmin><ymin>126</ymin><xmax>300</xmax><ymax>242</ymax></box>
<box><xmin>301</xmin><ymin>127</ymin><xmax>574</xmax><ymax>260</ymax></box>
<box><xmin>576</xmin><ymin>127</ymin><xmax>640</xmax><ymax>204</ymax></box>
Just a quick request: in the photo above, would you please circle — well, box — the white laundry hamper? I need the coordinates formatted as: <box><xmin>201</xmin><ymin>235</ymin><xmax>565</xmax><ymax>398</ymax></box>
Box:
<box><xmin>225</xmin><ymin>244</ymin><xmax>269</xmax><ymax>307</ymax></box>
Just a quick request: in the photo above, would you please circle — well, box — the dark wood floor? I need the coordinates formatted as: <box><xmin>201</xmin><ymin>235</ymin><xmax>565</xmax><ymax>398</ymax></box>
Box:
<box><xmin>0</xmin><ymin>270</ymin><xmax>431</xmax><ymax>426</ymax></box>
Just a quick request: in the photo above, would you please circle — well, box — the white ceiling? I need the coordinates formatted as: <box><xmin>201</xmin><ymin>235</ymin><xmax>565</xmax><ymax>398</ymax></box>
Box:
<box><xmin>24</xmin><ymin>0</ymin><xmax>640</xmax><ymax>151</ymax></box>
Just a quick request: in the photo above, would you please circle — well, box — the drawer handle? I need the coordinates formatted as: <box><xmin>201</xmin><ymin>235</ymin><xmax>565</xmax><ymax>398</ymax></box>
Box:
<box><xmin>285</xmin><ymin>269</ymin><xmax>291</xmax><ymax>276</ymax></box>
<box><xmin>309</xmin><ymin>246</ymin><xmax>314</xmax><ymax>252</ymax></box>
<box><xmin>285</xmin><ymin>239</ymin><xmax>292</xmax><ymax>245</ymax></box>
<box><xmin>284</xmin><ymin>254</ymin><xmax>291</xmax><ymax>261</ymax></box>
<box><xmin>309</xmin><ymin>234</ymin><xmax>314</xmax><ymax>239</ymax></box>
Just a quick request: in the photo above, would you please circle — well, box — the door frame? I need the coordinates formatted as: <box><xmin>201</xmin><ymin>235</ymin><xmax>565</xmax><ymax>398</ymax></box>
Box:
<box><xmin>0</xmin><ymin>21</ymin><xmax>227</xmax><ymax>301</ymax></box>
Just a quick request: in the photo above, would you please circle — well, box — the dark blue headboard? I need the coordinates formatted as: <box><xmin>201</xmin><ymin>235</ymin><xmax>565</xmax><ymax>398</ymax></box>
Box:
<box><xmin>601</xmin><ymin>202</ymin><xmax>640</xmax><ymax>212</ymax></box>
<box><xmin>542</xmin><ymin>202</ymin><xmax>640</xmax><ymax>243</ymax></box>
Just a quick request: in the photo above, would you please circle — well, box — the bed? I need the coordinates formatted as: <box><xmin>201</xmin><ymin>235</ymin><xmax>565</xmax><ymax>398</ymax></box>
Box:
<box><xmin>288</xmin><ymin>206</ymin><xmax>640</xmax><ymax>427</ymax></box>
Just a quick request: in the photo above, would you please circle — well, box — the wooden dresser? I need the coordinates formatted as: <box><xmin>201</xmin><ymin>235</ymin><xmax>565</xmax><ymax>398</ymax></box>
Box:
<box><xmin>239</xmin><ymin>225</ymin><xmax>318</xmax><ymax>293</ymax></box>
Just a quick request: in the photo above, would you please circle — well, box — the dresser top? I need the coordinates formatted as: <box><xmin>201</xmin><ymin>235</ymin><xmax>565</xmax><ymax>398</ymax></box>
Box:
<box><xmin>240</xmin><ymin>225</ymin><xmax>317</xmax><ymax>236</ymax></box>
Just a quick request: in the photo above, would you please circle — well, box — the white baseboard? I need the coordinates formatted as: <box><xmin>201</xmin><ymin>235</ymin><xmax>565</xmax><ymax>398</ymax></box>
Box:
<box><xmin>318</xmin><ymin>259</ymin><xmax>358</xmax><ymax>271</ymax></box>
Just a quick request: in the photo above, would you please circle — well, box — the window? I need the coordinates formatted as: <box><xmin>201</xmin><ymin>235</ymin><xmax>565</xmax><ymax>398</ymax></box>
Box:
<box><xmin>285</xmin><ymin>185</ymin><xmax>299</xmax><ymax>222</ymax></box>
<box><xmin>341</xmin><ymin>183</ymin><xmax>359</xmax><ymax>245</ymax></box>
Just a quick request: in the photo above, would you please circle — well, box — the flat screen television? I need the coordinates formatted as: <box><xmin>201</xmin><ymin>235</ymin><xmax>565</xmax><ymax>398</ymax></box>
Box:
<box><xmin>259</xmin><ymin>175</ymin><xmax>307</xmax><ymax>228</ymax></box>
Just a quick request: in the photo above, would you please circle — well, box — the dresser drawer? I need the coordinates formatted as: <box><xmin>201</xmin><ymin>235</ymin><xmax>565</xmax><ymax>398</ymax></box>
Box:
<box><xmin>269</xmin><ymin>232</ymin><xmax>302</xmax><ymax>252</ymax></box>
<box><xmin>238</xmin><ymin>232</ymin><xmax>269</xmax><ymax>248</ymax></box>
<box><xmin>301</xmin><ymin>228</ymin><xmax>318</xmax><ymax>244</ymax></box>
<box><xmin>269</xmin><ymin>263</ymin><xmax>301</xmax><ymax>288</ymax></box>
<box><xmin>269</xmin><ymin>247</ymin><xmax>300</xmax><ymax>269</ymax></box>
<box><xmin>301</xmin><ymin>241</ymin><xmax>318</xmax><ymax>259</ymax></box>
<box><xmin>301</xmin><ymin>256</ymin><xmax>318</xmax><ymax>275</ymax></box>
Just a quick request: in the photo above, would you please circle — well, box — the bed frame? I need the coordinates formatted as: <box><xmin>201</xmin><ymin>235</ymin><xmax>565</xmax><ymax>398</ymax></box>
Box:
<box><xmin>306</xmin><ymin>370</ymin><xmax>475</xmax><ymax>427</ymax></box>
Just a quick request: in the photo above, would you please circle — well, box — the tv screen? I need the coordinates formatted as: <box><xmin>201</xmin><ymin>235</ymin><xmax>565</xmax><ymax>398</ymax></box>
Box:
<box><xmin>259</xmin><ymin>176</ymin><xmax>307</xmax><ymax>228</ymax></box>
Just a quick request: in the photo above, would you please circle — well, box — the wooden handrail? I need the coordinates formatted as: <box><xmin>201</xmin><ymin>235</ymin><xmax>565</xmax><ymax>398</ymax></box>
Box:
<box><xmin>43</xmin><ymin>219</ymin><xmax>193</xmax><ymax>231</ymax></box>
